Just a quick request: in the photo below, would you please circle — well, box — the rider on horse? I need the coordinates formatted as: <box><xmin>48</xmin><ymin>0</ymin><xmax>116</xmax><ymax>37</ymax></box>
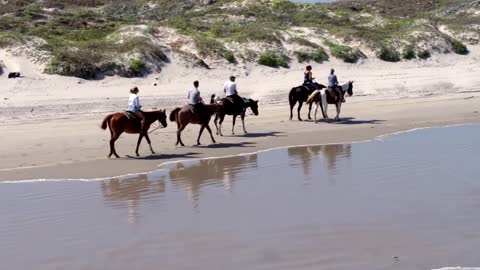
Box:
<box><xmin>303</xmin><ymin>65</ymin><xmax>322</xmax><ymax>91</ymax></box>
<box><xmin>224</xmin><ymin>75</ymin><xmax>245</xmax><ymax>112</ymax></box>
<box><xmin>188</xmin><ymin>80</ymin><xmax>207</xmax><ymax>120</ymax></box>
<box><xmin>327</xmin><ymin>69</ymin><xmax>344</xmax><ymax>102</ymax></box>
<box><xmin>127</xmin><ymin>86</ymin><xmax>145</xmax><ymax>131</ymax></box>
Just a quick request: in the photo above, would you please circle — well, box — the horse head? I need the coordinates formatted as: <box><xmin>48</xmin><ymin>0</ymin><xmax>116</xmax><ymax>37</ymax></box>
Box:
<box><xmin>157</xmin><ymin>109</ymin><xmax>168</xmax><ymax>128</ymax></box>
<box><xmin>249</xmin><ymin>99</ymin><xmax>259</xmax><ymax>116</ymax></box>
<box><xmin>347</xmin><ymin>81</ymin><xmax>354</xmax><ymax>97</ymax></box>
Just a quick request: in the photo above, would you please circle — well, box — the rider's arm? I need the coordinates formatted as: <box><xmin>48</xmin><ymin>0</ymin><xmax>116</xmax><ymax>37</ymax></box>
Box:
<box><xmin>134</xmin><ymin>96</ymin><xmax>141</xmax><ymax>109</ymax></box>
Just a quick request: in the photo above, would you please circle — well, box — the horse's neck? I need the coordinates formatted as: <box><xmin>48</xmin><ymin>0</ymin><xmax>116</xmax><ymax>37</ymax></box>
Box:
<box><xmin>143</xmin><ymin>111</ymin><xmax>159</xmax><ymax>123</ymax></box>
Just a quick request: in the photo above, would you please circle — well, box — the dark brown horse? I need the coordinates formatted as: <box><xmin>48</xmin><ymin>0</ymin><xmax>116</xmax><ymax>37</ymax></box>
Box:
<box><xmin>169</xmin><ymin>103</ymin><xmax>222</xmax><ymax>146</ymax></box>
<box><xmin>100</xmin><ymin>110</ymin><xmax>168</xmax><ymax>158</ymax></box>
<box><xmin>289</xmin><ymin>83</ymin><xmax>326</xmax><ymax>121</ymax></box>
<box><xmin>210</xmin><ymin>94</ymin><xmax>259</xmax><ymax>136</ymax></box>
<box><xmin>306</xmin><ymin>81</ymin><xmax>354</xmax><ymax>122</ymax></box>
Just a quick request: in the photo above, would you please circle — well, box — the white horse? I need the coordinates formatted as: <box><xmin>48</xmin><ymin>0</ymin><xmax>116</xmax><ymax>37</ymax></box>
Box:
<box><xmin>306</xmin><ymin>81</ymin><xmax>354</xmax><ymax>123</ymax></box>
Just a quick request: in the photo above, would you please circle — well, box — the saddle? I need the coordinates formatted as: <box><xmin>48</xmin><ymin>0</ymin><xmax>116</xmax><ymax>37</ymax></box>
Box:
<box><xmin>225</xmin><ymin>95</ymin><xmax>246</xmax><ymax>112</ymax></box>
<box><xmin>124</xmin><ymin>111</ymin><xmax>141</xmax><ymax>123</ymax></box>
<box><xmin>326</xmin><ymin>87</ymin><xmax>346</xmax><ymax>103</ymax></box>
<box><xmin>186</xmin><ymin>104</ymin><xmax>197</xmax><ymax>114</ymax></box>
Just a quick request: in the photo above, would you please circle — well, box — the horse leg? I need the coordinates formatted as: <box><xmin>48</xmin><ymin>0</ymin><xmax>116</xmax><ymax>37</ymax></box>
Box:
<box><xmin>322</xmin><ymin>94</ymin><xmax>329</xmax><ymax>119</ymax></box>
<box><xmin>297</xmin><ymin>101</ymin><xmax>303</xmax><ymax>121</ymax></box>
<box><xmin>109</xmin><ymin>131</ymin><xmax>122</xmax><ymax>159</ymax></box>
<box><xmin>206</xmin><ymin>124</ymin><xmax>216</xmax><ymax>144</ymax></box>
<box><xmin>135</xmin><ymin>133</ymin><xmax>144</xmax><ymax>156</ymax></box>
<box><xmin>314</xmin><ymin>103</ymin><xmax>319</xmax><ymax>123</ymax></box>
<box><xmin>289</xmin><ymin>99</ymin><xmax>296</xmax><ymax>120</ymax></box>
<box><xmin>218</xmin><ymin>114</ymin><xmax>225</xmax><ymax>137</ymax></box>
<box><xmin>197</xmin><ymin>125</ymin><xmax>206</xmax><ymax>145</ymax></box>
<box><xmin>144</xmin><ymin>134</ymin><xmax>155</xmax><ymax>154</ymax></box>
<box><xmin>232</xmin><ymin>115</ymin><xmax>237</xmax><ymax>135</ymax></box>
<box><xmin>308</xmin><ymin>102</ymin><xmax>313</xmax><ymax>120</ymax></box>
<box><xmin>107</xmin><ymin>120</ymin><xmax>114</xmax><ymax>158</ymax></box>
<box><xmin>320</xmin><ymin>93</ymin><xmax>327</xmax><ymax>119</ymax></box>
<box><xmin>176</xmin><ymin>124</ymin><xmax>187</xmax><ymax>147</ymax></box>
<box><xmin>335</xmin><ymin>102</ymin><xmax>342</xmax><ymax>121</ymax></box>
<box><xmin>241</xmin><ymin>113</ymin><xmax>247</xmax><ymax>133</ymax></box>
<box><xmin>214</xmin><ymin>113</ymin><xmax>220</xmax><ymax>135</ymax></box>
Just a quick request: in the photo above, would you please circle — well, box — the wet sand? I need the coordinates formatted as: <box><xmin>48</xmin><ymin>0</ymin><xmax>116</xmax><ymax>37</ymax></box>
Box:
<box><xmin>1</xmin><ymin>125</ymin><xmax>479</xmax><ymax>270</ymax></box>
<box><xmin>1</xmin><ymin>94</ymin><xmax>479</xmax><ymax>181</ymax></box>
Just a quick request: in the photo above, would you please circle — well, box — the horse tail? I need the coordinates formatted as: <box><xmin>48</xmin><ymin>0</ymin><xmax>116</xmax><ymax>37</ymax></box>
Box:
<box><xmin>100</xmin><ymin>114</ymin><xmax>114</xmax><ymax>130</ymax></box>
<box><xmin>169</xmin><ymin>107</ymin><xmax>181</xmax><ymax>122</ymax></box>
<box><xmin>288</xmin><ymin>88</ymin><xmax>296</xmax><ymax>105</ymax></box>
<box><xmin>306</xmin><ymin>90</ymin><xmax>320</xmax><ymax>105</ymax></box>
<box><xmin>210</xmin><ymin>94</ymin><xmax>216</xmax><ymax>104</ymax></box>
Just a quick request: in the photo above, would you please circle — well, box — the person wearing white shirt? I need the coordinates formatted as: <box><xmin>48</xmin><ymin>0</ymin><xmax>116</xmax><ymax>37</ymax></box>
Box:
<box><xmin>187</xmin><ymin>81</ymin><xmax>206</xmax><ymax>120</ymax></box>
<box><xmin>223</xmin><ymin>76</ymin><xmax>245</xmax><ymax>112</ymax></box>
<box><xmin>127</xmin><ymin>86</ymin><xmax>145</xmax><ymax>131</ymax></box>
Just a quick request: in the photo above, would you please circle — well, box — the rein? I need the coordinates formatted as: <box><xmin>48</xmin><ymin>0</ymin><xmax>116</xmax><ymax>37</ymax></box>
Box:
<box><xmin>148</xmin><ymin>122</ymin><xmax>166</xmax><ymax>134</ymax></box>
<box><xmin>245</xmin><ymin>107</ymin><xmax>255</xmax><ymax>116</ymax></box>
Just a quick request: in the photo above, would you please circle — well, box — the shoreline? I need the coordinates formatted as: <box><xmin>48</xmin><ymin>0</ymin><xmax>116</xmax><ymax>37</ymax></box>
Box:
<box><xmin>2</xmin><ymin>123</ymin><xmax>478</xmax><ymax>184</ymax></box>
<box><xmin>1</xmin><ymin>93</ymin><xmax>479</xmax><ymax>181</ymax></box>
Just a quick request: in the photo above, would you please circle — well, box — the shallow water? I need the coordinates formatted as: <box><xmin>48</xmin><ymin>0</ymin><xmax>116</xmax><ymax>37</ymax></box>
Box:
<box><xmin>1</xmin><ymin>125</ymin><xmax>480</xmax><ymax>270</ymax></box>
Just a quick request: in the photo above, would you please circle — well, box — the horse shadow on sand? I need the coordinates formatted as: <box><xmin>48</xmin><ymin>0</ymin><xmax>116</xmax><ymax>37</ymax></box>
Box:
<box><xmin>126</xmin><ymin>152</ymin><xmax>200</xmax><ymax>160</ymax></box>
<box><xmin>239</xmin><ymin>131</ymin><xmax>285</xmax><ymax>138</ymax></box>
<box><xmin>318</xmin><ymin>117</ymin><xmax>385</xmax><ymax>125</ymax></box>
<box><xmin>194</xmin><ymin>141</ymin><xmax>257</xmax><ymax>149</ymax></box>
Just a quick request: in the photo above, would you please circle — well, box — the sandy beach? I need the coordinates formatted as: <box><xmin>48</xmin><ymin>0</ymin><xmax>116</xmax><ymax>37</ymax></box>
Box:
<box><xmin>1</xmin><ymin>46</ymin><xmax>480</xmax><ymax>181</ymax></box>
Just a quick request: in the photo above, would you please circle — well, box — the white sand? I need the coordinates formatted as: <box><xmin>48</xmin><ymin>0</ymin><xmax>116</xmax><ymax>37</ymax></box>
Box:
<box><xmin>1</xmin><ymin>47</ymin><xmax>480</xmax><ymax>180</ymax></box>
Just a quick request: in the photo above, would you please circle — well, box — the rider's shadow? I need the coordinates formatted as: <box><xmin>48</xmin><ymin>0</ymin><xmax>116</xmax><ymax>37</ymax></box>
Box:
<box><xmin>126</xmin><ymin>152</ymin><xmax>200</xmax><ymax>160</ymax></box>
<box><xmin>240</xmin><ymin>132</ymin><xmax>285</xmax><ymax>138</ymax></box>
<box><xmin>329</xmin><ymin>117</ymin><xmax>385</xmax><ymax>125</ymax></box>
<box><xmin>194</xmin><ymin>142</ymin><xmax>256</xmax><ymax>149</ymax></box>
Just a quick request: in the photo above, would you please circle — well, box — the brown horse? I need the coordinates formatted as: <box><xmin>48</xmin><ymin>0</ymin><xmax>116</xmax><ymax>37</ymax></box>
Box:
<box><xmin>169</xmin><ymin>103</ymin><xmax>222</xmax><ymax>146</ymax></box>
<box><xmin>210</xmin><ymin>94</ymin><xmax>259</xmax><ymax>136</ymax></box>
<box><xmin>100</xmin><ymin>110</ymin><xmax>168</xmax><ymax>158</ymax></box>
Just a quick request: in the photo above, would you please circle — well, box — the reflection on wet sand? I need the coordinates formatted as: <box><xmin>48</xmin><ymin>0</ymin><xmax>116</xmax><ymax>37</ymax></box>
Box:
<box><xmin>101</xmin><ymin>174</ymin><xmax>166</xmax><ymax>224</ymax></box>
<box><xmin>100</xmin><ymin>145</ymin><xmax>351</xmax><ymax>213</ymax></box>
<box><xmin>169</xmin><ymin>154</ymin><xmax>258</xmax><ymax>208</ymax></box>
<box><xmin>288</xmin><ymin>144</ymin><xmax>352</xmax><ymax>177</ymax></box>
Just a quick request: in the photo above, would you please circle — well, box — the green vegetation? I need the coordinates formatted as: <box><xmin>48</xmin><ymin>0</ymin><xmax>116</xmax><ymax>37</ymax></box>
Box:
<box><xmin>377</xmin><ymin>44</ymin><xmax>400</xmax><ymax>62</ymax></box>
<box><xmin>417</xmin><ymin>50</ymin><xmax>431</xmax><ymax>60</ymax></box>
<box><xmin>129</xmin><ymin>60</ymin><xmax>146</xmax><ymax>75</ymax></box>
<box><xmin>325</xmin><ymin>41</ymin><xmax>364</xmax><ymax>63</ymax></box>
<box><xmin>294</xmin><ymin>48</ymin><xmax>329</xmax><ymax>63</ymax></box>
<box><xmin>0</xmin><ymin>0</ymin><xmax>476</xmax><ymax>78</ymax></box>
<box><xmin>223</xmin><ymin>51</ymin><xmax>236</xmax><ymax>63</ymax></box>
<box><xmin>193</xmin><ymin>35</ymin><xmax>235</xmax><ymax>62</ymax></box>
<box><xmin>289</xmin><ymin>37</ymin><xmax>319</xmax><ymax>48</ymax></box>
<box><xmin>258</xmin><ymin>51</ymin><xmax>289</xmax><ymax>68</ymax></box>
<box><xmin>448</xmin><ymin>38</ymin><xmax>469</xmax><ymax>55</ymax></box>
<box><xmin>402</xmin><ymin>46</ymin><xmax>416</xmax><ymax>60</ymax></box>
